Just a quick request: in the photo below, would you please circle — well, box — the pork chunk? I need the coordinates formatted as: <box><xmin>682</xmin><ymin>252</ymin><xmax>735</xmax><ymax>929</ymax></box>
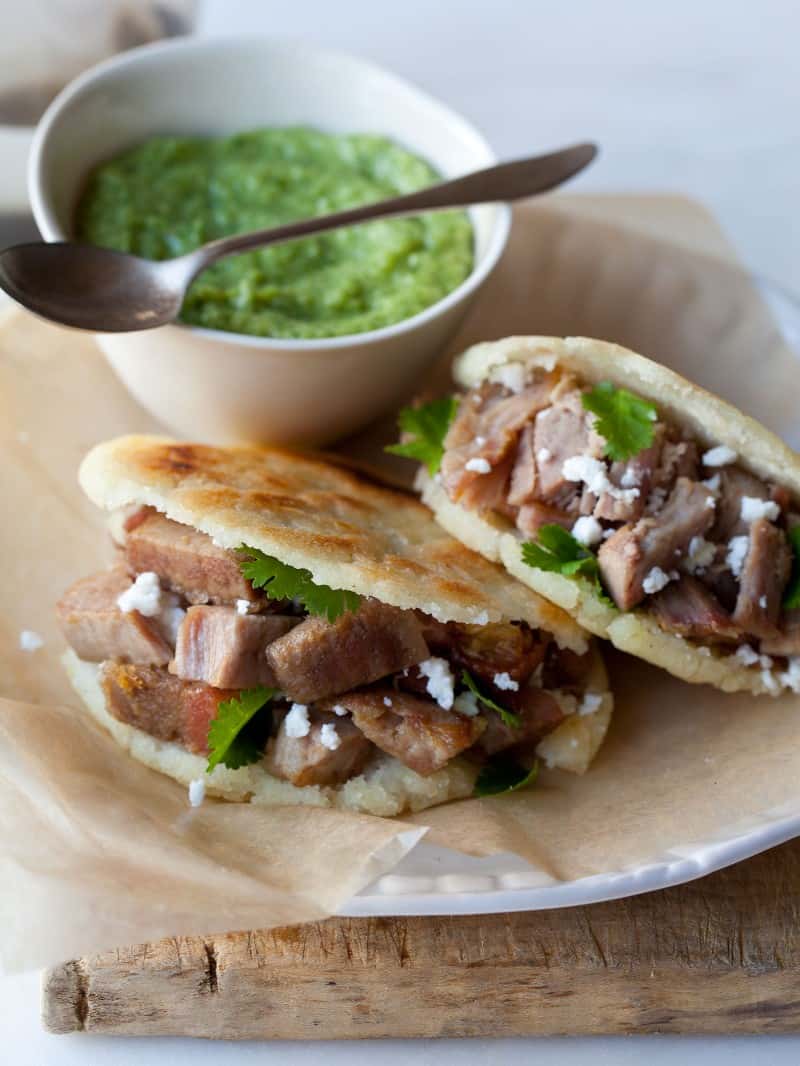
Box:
<box><xmin>649</xmin><ymin>576</ymin><xmax>741</xmax><ymax>643</ymax></box>
<box><xmin>56</xmin><ymin>567</ymin><xmax>172</xmax><ymax>665</ymax></box>
<box><xmin>533</xmin><ymin>390</ymin><xmax>605</xmax><ymax>507</ymax></box>
<box><xmin>173</xmin><ymin>606</ymin><xmax>297</xmax><ymax>688</ymax></box>
<box><xmin>478</xmin><ymin>685</ymin><xmax>565</xmax><ymax>757</ymax></box>
<box><xmin>731</xmin><ymin>518</ymin><xmax>791</xmax><ymax>638</ymax></box>
<box><xmin>594</xmin><ymin>426</ymin><xmax>664</xmax><ymax>524</ymax></box>
<box><xmin>598</xmin><ymin>478</ymin><xmax>715</xmax><ymax>610</ymax></box>
<box><xmin>515</xmin><ymin>501</ymin><xmax>573</xmax><ymax>538</ymax></box>
<box><xmin>100</xmin><ymin>662</ymin><xmax>234</xmax><ymax>754</ymax></box>
<box><xmin>126</xmin><ymin>512</ymin><xmax>257</xmax><ymax>603</ymax></box>
<box><xmin>267</xmin><ymin>709</ymin><xmax>372</xmax><ymax>787</ymax></box>
<box><xmin>423</xmin><ymin>619</ymin><xmax>547</xmax><ymax>688</ymax></box>
<box><xmin>761</xmin><ymin>609</ymin><xmax>800</xmax><ymax>656</ymax></box>
<box><xmin>710</xmin><ymin>467</ymin><xmax>770</xmax><ymax>542</ymax></box>
<box><xmin>267</xmin><ymin>599</ymin><xmax>429</xmax><ymax>703</ymax></box>
<box><xmin>341</xmin><ymin>688</ymin><xmax>485</xmax><ymax>775</ymax></box>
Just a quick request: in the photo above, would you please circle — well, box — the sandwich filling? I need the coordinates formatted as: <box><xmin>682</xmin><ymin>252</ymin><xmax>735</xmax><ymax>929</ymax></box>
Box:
<box><xmin>431</xmin><ymin>364</ymin><xmax>800</xmax><ymax>690</ymax></box>
<box><xmin>57</xmin><ymin>508</ymin><xmax>601</xmax><ymax>790</ymax></box>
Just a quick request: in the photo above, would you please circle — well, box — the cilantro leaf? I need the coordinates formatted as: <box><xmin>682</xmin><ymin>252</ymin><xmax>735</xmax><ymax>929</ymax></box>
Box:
<box><xmin>206</xmin><ymin>686</ymin><xmax>276</xmax><ymax>772</ymax></box>
<box><xmin>783</xmin><ymin>526</ymin><xmax>800</xmax><ymax>609</ymax></box>
<box><xmin>385</xmin><ymin>395</ymin><xmax>458</xmax><ymax>475</ymax></box>
<box><xmin>582</xmin><ymin>381</ymin><xmax>658</xmax><ymax>462</ymax></box>
<box><xmin>238</xmin><ymin>547</ymin><xmax>360</xmax><ymax>622</ymax></box>
<box><xmin>461</xmin><ymin>669</ymin><xmax>520</xmax><ymax>729</ymax></box>
<box><xmin>521</xmin><ymin>525</ymin><xmax>614</xmax><ymax>606</ymax></box>
<box><xmin>474</xmin><ymin>758</ymin><xmax>539</xmax><ymax>798</ymax></box>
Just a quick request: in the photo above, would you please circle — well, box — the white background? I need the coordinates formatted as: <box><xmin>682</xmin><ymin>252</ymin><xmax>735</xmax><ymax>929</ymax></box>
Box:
<box><xmin>2</xmin><ymin>0</ymin><xmax>800</xmax><ymax>1061</ymax></box>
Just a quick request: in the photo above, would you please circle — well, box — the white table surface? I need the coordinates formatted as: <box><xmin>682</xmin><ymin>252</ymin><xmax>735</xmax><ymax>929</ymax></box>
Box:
<box><xmin>2</xmin><ymin>0</ymin><xmax>800</xmax><ymax>1060</ymax></box>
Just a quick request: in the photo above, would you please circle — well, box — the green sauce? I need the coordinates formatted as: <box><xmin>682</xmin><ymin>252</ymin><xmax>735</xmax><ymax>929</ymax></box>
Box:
<box><xmin>76</xmin><ymin>127</ymin><xmax>474</xmax><ymax>339</ymax></box>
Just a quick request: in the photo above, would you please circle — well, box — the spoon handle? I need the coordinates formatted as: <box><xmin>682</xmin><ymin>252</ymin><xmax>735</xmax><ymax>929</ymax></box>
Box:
<box><xmin>186</xmin><ymin>142</ymin><xmax>597</xmax><ymax>275</ymax></box>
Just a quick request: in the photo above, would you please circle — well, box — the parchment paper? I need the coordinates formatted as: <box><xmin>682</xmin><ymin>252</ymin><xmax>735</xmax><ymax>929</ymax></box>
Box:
<box><xmin>1</xmin><ymin>197</ymin><xmax>799</xmax><ymax>972</ymax></box>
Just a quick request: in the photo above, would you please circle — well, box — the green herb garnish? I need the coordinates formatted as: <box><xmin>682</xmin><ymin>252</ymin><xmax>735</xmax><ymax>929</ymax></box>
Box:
<box><xmin>474</xmin><ymin>758</ymin><xmax>539</xmax><ymax>797</ymax></box>
<box><xmin>238</xmin><ymin>547</ymin><xmax>361</xmax><ymax>622</ymax></box>
<box><xmin>461</xmin><ymin>669</ymin><xmax>520</xmax><ymax>729</ymax></box>
<box><xmin>385</xmin><ymin>395</ymin><xmax>458</xmax><ymax>475</ymax></box>
<box><xmin>783</xmin><ymin>526</ymin><xmax>800</xmax><ymax>609</ymax></box>
<box><xmin>206</xmin><ymin>685</ymin><xmax>277</xmax><ymax>772</ymax></box>
<box><xmin>582</xmin><ymin>381</ymin><xmax>657</xmax><ymax>461</ymax></box>
<box><xmin>521</xmin><ymin>525</ymin><xmax>613</xmax><ymax>606</ymax></box>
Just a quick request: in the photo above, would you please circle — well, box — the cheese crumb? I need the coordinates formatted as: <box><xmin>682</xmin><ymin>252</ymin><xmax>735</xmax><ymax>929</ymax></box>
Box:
<box><xmin>19</xmin><ymin>629</ymin><xmax>44</xmax><ymax>652</ymax></box>
<box><xmin>235</xmin><ymin>599</ymin><xmax>250</xmax><ymax>615</ymax></box>
<box><xmin>474</xmin><ymin>435</ymin><xmax>487</xmax><ymax>447</ymax></box>
<box><xmin>642</xmin><ymin>567</ymin><xmax>674</xmax><ymax>595</ymax></box>
<box><xmin>188</xmin><ymin>778</ymin><xmax>206</xmax><ymax>808</ymax></box>
<box><xmin>465</xmin><ymin>457</ymin><xmax>492</xmax><ymax>474</ymax></box>
<box><xmin>702</xmin><ymin>474</ymin><xmax>721</xmax><ymax>492</ymax></box>
<box><xmin>702</xmin><ymin>445</ymin><xmax>738</xmax><ymax>467</ymax></box>
<box><xmin>685</xmin><ymin>536</ymin><xmax>716</xmax><ymax>574</ymax></box>
<box><xmin>332</xmin><ymin>704</ymin><xmax>348</xmax><ymax>717</ymax></box>
<box><xmin>490</xmin><ymin>362</ymin><xmax>527</xmax><ymax>393</ymax></box>
<box><xmin>571</xmin><ymin>515</ymin><xmax>604</xmax><ymax>547</ymax></box>
<box><xmin>726</xmin><ymin>536</ymin><xmax>749</xmax><ymax>579</ymax></box>
<box><xmin>562</xmin><ymin>455</ymin><xmax>639</xmax><ymax>504</ymax></box>
<box><xmin>285</xmin><ymin>703</ymin><xmax>310</xmax><ymax>738</ymax></box>
<box><xmin>735</xmin><ymin>644</ymin><xmax>760</xmax><ymax>666</ymax></box>
<box><xmin>319</xmin><ymin>723</ymin><xmax>341</xmax><ymax>750</ymax></box>
<box><xmin>493</xmin><ymin>671</ymin><xmax>519</xmax><ymax>692</ymax></box>
<box><xmin>383</xmin><ymin>696</ymin><xmax>394</xmax><ymax>707</ymax></box>
<box><xmin>537</xmin><ymin>447</ymin><xmax>552</xmax><ymax>463</ymax></box>
<box><xmin>579</xmin><ymin>692</ymin><xmax>603</xmax><ymax>716</ymax></box>
<box><xmin>620</xmin><ymin>468</ymin><xmax>640</xmax><ymax>488</ymax></box>
<box><xmin>117</xmin><ymin>571</ymin><xmax>162</xmax><ymax>616</ymax></box>
<box><xmin>740</xmin><ymin>496</ymin><xmax>780</xmax><ymax>523</ymax></box>
<box><xmin>705</xmin><ymin>496</ymin><xmax>717</xmax><ymax>509</ymax></box>
<box><xmin>453</xmin><ymin>690</ymin><xmax>480</xmax><ymax>717</ymax></box>
<box><xmin>758</xmin><ymin>595</ymin><xmax>768</xmax><ymax>609</ymax></box>
<box><xmin>417</xmin><ymin>657</ymin><xmax>455</xmax><ymax>710</ymax></box>
<box><xmin>778</xmin><ymin>658</ymin><xmax>800</xmax><ymax>693</ymax></box>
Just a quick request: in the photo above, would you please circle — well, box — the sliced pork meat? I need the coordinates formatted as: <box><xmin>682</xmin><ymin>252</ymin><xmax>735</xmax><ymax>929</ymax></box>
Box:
<box><xmin>267</xmin><ymin>599</ymin><xmax>429</xmax><ymax>703</ymax></box>
<box><xmin>341</xmin><ymin>688</ymin><xmax>485</xmax><ymax>775</ymax></box>
<box><xmin>507</xmin><ymin>423</ymin><xmax>538</xmax><ymax>507</ymax></box>
<box><xmin>173</xmin><ymin>606</ymin><xmax>297</xmax><ymax>688</ymax></box>
<box><xmin>440</xmin><ymin>379</ymin><xmax>555</xmax><ymax>506</ymax></box>
<box><xmin>267</xmin><ymin>709</ymin><xmax>372</xmax><ymax>787</ymax></box>
<box><xmin>541</xmin><ymin>645</ymin><xmax>593</xmax><ymax>691</ymax></box>
<box><xmin>126</xmin><ymin>512</ymin><xmax>259</xmax><ymax>604</ymax></box>
<box><xmin>478</xmin><ymin>686</ymin><xmax>565</xmax><ymax>757</ymax></box>
<box><xmin>423</xmin><ymin>619</ymin><xmax>548</xmax><ymax>688</ymax></box>
<box><xmin>761</xmin><ymin>609</ymin><xmax>800</xmax><ymax>656</ymax></box>
<box><xmin>594</xmin><ymin>427</ymin><xmax>664</xmax><ymax>524</ymax></box>
<box><xmin>731</xmin><ymin>518</ymin><xmax>791</xmax><ymax>639</ymax></box>
<box><xmin>653</xmin><ymin>438</ymin><xmax>699</xmax><ymax>492</ymax></box>
<box><xmin>598</xmin><ymin>478</ymin><xmax>715</xmax><ymax>610</ymax></box>
<box><xmin>100</xmin><ymin>661</ymin><xmax>233</xmax><ymax>754</ymax></box>
<box><xmin>516</xmin><ymin>502</ymin><xmax>573</xmax><ymax>538</ymax></box>
<box><xmin>709</xmin><ymin>467</ymin><xmax>770</xmax><ymax>542</ymax></box>
<box><xmin>56</xmin><ymin>567</ymin><xmax>172</xmax><ymax>665</ymax></box>
<box><xmin>532</xmin><ymin>389</ymin><xmax>605</xmax><ymax>507</ymax></box>
<box><xmin>649</xmin><ymin>576</ymin><xmax>741</xmax><ymax>643</ymax></box>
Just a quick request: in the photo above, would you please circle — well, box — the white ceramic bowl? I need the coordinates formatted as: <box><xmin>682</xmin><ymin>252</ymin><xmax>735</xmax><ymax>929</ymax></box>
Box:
<box><xmin>28</xmin><ymin>36</ymin><xmax>510</xmax><ymax>445</ymax></box>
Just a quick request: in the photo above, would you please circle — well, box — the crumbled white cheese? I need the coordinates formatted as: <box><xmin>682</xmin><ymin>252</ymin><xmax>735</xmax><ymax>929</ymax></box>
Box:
<box><xmin>685</xmin><ymin>536</ymin><xmax>716</xmax><ymax>574</ymax></box>
<box><xmin>704</xmin><ymin>496</ymin><xmax>717</xmax><ymax>509</ymax></box>
<box><xmin>562</xmin><ymin>455</ymin><xmax>639</xmax><ymax>504</ymax></box>
<box><xmin>19</xmin><ymin>629</ymin><xmax>44</xmax><ymax>652</ymax></box>
<box><xmin>235</xmin><ymin>599</ymin><xmax>250</xmax><ymax>615</ymax></box>
<box><xmin>285</xmin><ymin>703</ymin><xmax>310</xmax><ymax>738</ymax></box>
<box><xmin>188</xmin><ymin>778</ymin><xmax>206</xmax><ymax>808</ymax></box>
<box><xmin>453</xmin><ymin>691</ymin><xmax>481</xmax><ymax>717</ymax></box>
<box><xmin>537</xmin><ymin>447</ymin><xmax>552</xmax><ymax>463</ymax></box>
<box><xmin>702</xmin><ymin>474</ymin><xmax>721</xmax><ymax>492</ymax></box>
<box><xmin>571</xmin><ymin>515</ymin><xmax>604</xmax><ymax>547</ymax></box>
<box><xmin>758</xmin><ymin>595</ymin><xmax>768</xmax><ymax>609</ymax></box>
<box><xmin>465</xmin><ymin>457</ymin><xmax>492</xmax><ymax>474</ymax></box>
<box><xmin>778</xmin><ymin>658</ymin><xmax>800</xmax><ymax>693</ymax></box>
<box><xmin>474</xmin><ymin>435</ymin><xmax>487</xmax><ymax>447</ymax></box>
<box><xmin>740</xmin><ymin>496</ymin><xmax>780</xmax><ymax>523</ymax></box>
<box><xmin>645</xmin><ymin>487</ymin><xmax>668</xmax><ymax>513</ymax></box>
<box><xmin>417</xmin><ymin>657</ymin><xmax>455</xmax><ymax>710</ymax></box>
<box><xmin>117</xmin><ymin>571</ymin><xmax>162</xmax><ymax>616</ymax></box>
<box><xmin>642</xmin><ymin>567</ymin><xmax>675</xmax><ymax>595</ymax></box>
<box><xmin>383</xmin><ymin>696</ymin><xmax>394</xmax><ymax>707</ymax></box>
<box><xmin>726</xmin><ymin>535</ymin><xmax>750</xmax><ymax>579</ymax></box>
<box><xmin>319</xmin><ymin>723</ymin><xmax>341</xmax><ymax>751</ymax></box>
<box><xmin>489</xmin><ymin>362</ymin><xmax>527</xmax><ymax>394</ymax></box>
<box><xmin>493</xmin><ymin>671</ymin><xmax>519</xmax><ymax>692</ymax></box>
<box><xmin>620</xmin><ymin>468</ymin><xmax>640</xmax><ymax>488</ymax></box>
<box><xmin>761</xmin><ymin>669</ymin><xmax>780</xmax><ymax>694</ymax></box>
<box><xmin>735</xmin><ymin>644</ymin><xmax>760</xmax><ymax>666</ymax></box>
<box><xmin>702</xmin><ymin>445</ymin><xmax>738</xmax><ymax>467</ymax></box>
<box><xmin>332</xmin><ymin>704</ymin><xmax>348</xmax><ymax>717</ymax></box>
<box><xmin>579</xmin><ymin>692</ymin><xmax>603</xmax><ymax>716</ymax></box>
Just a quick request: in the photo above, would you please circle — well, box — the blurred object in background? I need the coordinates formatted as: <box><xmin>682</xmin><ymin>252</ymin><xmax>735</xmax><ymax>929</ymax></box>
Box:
<box><xmin>0</xmin><ymin>0</ymin><xmax>195</xmax><ymax>127</ymax></box>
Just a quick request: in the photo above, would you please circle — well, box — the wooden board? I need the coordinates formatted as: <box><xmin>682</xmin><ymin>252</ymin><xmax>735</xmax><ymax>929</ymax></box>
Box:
<box><xmin>42</xmin><ymin>836</ymin><xmax>800</xmax><ymax>1038</ymax></box>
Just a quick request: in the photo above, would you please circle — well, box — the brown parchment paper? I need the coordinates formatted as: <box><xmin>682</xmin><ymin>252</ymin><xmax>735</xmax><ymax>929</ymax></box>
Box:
<box><xmin>2</xmin><ymin>195</ymin><xmax>800</xmax><ymax>972</ymax></box>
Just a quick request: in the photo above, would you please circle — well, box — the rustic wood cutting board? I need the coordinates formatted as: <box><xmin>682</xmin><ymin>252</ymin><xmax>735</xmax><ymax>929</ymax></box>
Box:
<box><xmin>42</xmin><ymin>837</ymin><xmax>800</xmax><ymax>1037</ymax></box>
<box><xmin>40</xmin><ymin>195</ymin><xmax>800</xmax><ymax>1038</ymax></box>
